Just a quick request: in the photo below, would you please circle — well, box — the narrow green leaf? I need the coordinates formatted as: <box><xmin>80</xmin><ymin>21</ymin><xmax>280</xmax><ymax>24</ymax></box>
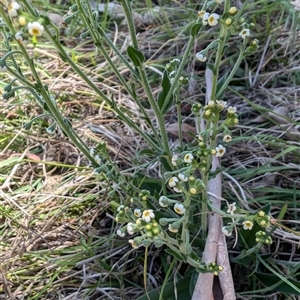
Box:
<box><xmin>165</xmin><ymin>248</ymin><xmax>186</xmax><ymax>261</ymax></box>
<box><xmin>157</xmin><ymin>69</ymin><xmax>172</xmax><ymax>114</ymax></box>
<box><xmin>136</xmin><ymin>274</ymin><xmax>192</xmax><ymax>300</ymax></box>
<box><xmin>206</xmin><ymin>63</ymin><xmax>215</xmax><ymax>74</ymax></box>
<box><xmin>256</xmin><ymin>272</ymin><xmax>300</xmax><ymax>294</ymax></box>
<box><xmin>127</xmin><ymin>46</ymin><xmax>144</xmax><ymax>67</ymax></box>
<box><xmin>138</xmin><ymin>148</ymin><xmax>154</xmax><ymax>157</ymax></box>
<box><xmin>216</xmin><ymin>74</ymin><xmax>227</xmax><ymax>99</ymax></box>
<box><xmin>191</xmin><ymin>23</ymin><xmax>202</xmax><ymax>37</ymax></box>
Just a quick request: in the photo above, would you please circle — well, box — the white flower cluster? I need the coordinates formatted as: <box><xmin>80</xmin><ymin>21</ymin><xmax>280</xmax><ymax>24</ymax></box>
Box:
<box><xmin>198</xmin><ymin>11</ymin><xmax>220</xmax><ymax>27</ymax></box>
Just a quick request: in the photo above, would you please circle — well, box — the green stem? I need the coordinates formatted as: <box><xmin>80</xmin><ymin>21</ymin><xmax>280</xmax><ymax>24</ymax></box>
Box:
<box><xmin>181</xmin><ymin>190</ymin><xmax>192</xmax><ymax>246</ymax></box>
<box><xmin>210</xmin><ymin>29</ymin><xmax>229</xmax><ymax>101</ymax></box>
<box><xmin>159</xmin><ymin>258</ymin><xmax>176</xmax><ymax>300</ymax></box>
<box><xmin>216</xmin><ymin>50</ymin><xmax>245</xmax><ymax>99</ymax></box>
<box><xmin>120</xmin><ymin>0</ymin><xmax>171</xmax><ymax>154</ymax></box>
<box><xmin>75</xmin><ymin>0</ymin><xmax>137</xmax><ymax>76</ymax></box>
<box><xmin>120</xmin><ymin>0</ymin><xmax>139</xmax><ymax>49</ymax></box>
<box><xmin>138</xmin><ymin>67</ymin><xmax>171</xmax><ymax>153</ymax></box>
<box><xmin>79</xmin><ymin>11</ymin><xmax>162</xmax><ymax>144</ymax></box>
<box><xmin>175</xmin><ymin>90</ymin><xmax>183</xmax><ymax>151</ymax></box>
<box><xmin>12</xmin><ymin>1</ymin><xmax>162</xmax><ymax>152</ymax></box>
<box><xmin>143</xmin><ymin>246</ymin><xmax>148</xmax><ymax>291</ymax></box>
<box><xmin>161</xmin><ymin>33</ymin><xmax>197</xmax><ymax>113</ymax></box>
<box><xmin>201</xmin><ymin>174</ymin><xmax>208</xmax><ymax>234</ymax></box>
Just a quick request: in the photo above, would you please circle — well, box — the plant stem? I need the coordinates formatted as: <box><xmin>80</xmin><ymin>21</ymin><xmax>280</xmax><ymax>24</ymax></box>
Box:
<box><xmin>216</xmin><ymin>50</ymin><xmax>244</xmax><ymax>99</ymax></box>
<box><xmin>175</xmin><ymin>91</ymin><xmax>184</xmax><ymax>151</ymax></box>
<box><xmin>161</xmin><ymin>33</ymin><xmax>197</xmax><ymax>113</ymax></box>
<box><xmin>120</xmin><ymin>0</ymin><xmax>171</xmax><ymax>154</ymax></box>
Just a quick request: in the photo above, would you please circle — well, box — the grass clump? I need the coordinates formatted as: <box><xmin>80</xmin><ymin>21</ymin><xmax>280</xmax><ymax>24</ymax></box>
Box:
<box><xmin>1</xmin><ymin>0</ymin><xmax>300</xmax><ymax>299</ymax></box>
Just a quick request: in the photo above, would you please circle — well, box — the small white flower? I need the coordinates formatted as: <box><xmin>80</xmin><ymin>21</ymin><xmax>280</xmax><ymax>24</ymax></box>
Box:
<box><xmin>216</xmin><ymin>100</ymin><xmax>227</xmax><ymax>109</ymax></box>
<box><xmin>215</xmin><ymin>144</ymin><xmax>226</xmax><ymax>157</ymax></box>
<box><xmin>196</xmin><ymin>134</ymin><xmax>204</xmax><ymax>141</ymax></box>
<box><xmin>136</xmin><ymin>218</ymin><xmax>143</xmax><ymax>226</ymax></box>
<box><xmin>46</xmin><ymin>128</ymin><xmax>55</xmax><ymax>134</ymax></box>
<box><xmin>198</xmin><ymin>10</ymin><xmax>206</xmax><ymax>18</ymax></box>
<box><xmin>202</xmin><ymin>12</ymin><xmax>210</xmax><ymax>25</ymax></box>
<box><xmin>227</xmin><ymin>106</ymin><xmax>237</xmax><ymax>114</ymax></box>
<box><xmin>227</xmin><ymin>202</ymin><xmax>237</xmax><ymax>215</ymax></box>
<box><xmin>196</xmin><ymin>52</ymin><xmax>207</xmax><ymax>62</ymax></box>
<box><xmin>28</xmin><ymin>21</ymin><xmax>44</xmax><ymax>37</ymax></box>
<box><xmin>127</xmin><ymin>222</ymin><xmax>135</xmax><ymax>235</ymax></box>
<box><xmin>168</xmin><ymin>176</ymin><xmax>178</xmax><ymax>187</ymax></box>
<box><xmin>142</xmin><ymin>209</ymin><xmax>155</xmax><ymax>223</ymax></box>
<box><xmin>174</xmin><ymin>203</ymin><xmax>185</xmax><ymax>215</ymax></box>
<box><xmin>117</xmin><ymin>229</ymin><xmax>125</xmax><ymax>237</ymax></box>
<box><xmin>242</xmin><ymin>220</ymin><xmax>254</xmax><ymax>230</ymax></box>
<box><xmin>170</xmin><ymin>58</ymin><xmax>180</xmax><ymax>65</ymax></box>
<box><xmin>117</xmin><ymin>205</ymin><xmax>125</xmax><ymax>212</ymax></box>
<box><xmin>223</xmin><ymin>135</ymin><xmax>232</xmax><ymax>143</ymax></box>
<box><xmin>178</xmin><ymin>173</ymin><xmax>188</xmax><ymax>182</ymax></box>
<box><xmin>168</xmin><ymin>223</ymin><xmax>179</xmax><ymax>233</ymax></box>
<box><xmin>159</xmin><ymin>196</ymin><xmax>169</xmax><ymax>207</ymax></box>
<box><xmin>239</xmin><ymin>28</ymin><xmax>250</xmax><ymax>39</ymax></box>
<box><xmin>208</xmin><ymin>13</ymin><xmax>220</xmax><ymax>26</ymax></box>
<box><xmin>184</xmin><ymin>153</ymin><xmax>194</xmax><ymax>163</ymax></box>
<box><xmin>95</xmin><ymin>155</ymin><xmax>101</xmax><ymax>164</ymax></box>
<box><xmin>171</xmin><ymin>155</ymin><xmax>179</xmax><ymax>166</ymax></box>
<box><xmin>173</xmin><ymin>187</ymin><xmax>182</xmax><ymax>193</ymax></box>
<box><xmin>169</xmin><ymin>70</ymin><xmax>176</xmax><ymax>78</ymax></box>
<box><xmin>15</xmin><ymin>32</ymin><xmax>28</xmax><ymax>45</ymax></box>
<box><xmin>129</xmin><ymin>239</ymin><xmax>138</xmax><ymax>248</ymax></box>
<box><xmin>8</xmin><ymin>1</ymin><xmax>21</xmax><ymax>17</ymax></box>
<box><xmin>134</xmin><ymin>208</ymin><xmax>142</xmax><ymax>218</ymax></box>
<box><xmin>207</xmin><ymin>100</ymin><xmax>215</xmax><ymax>107</ymax></box>
<box><xmin>222</xmin><ymin>226</ymin><xmax>232</xmax><ymax>236</ymax></box>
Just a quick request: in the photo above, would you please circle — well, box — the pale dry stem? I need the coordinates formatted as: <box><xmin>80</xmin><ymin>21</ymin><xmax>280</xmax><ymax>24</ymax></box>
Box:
<box><xmin>192</xmin><ymin>69</ymin><xmax>235</xmax><ymax>300</ymax></box>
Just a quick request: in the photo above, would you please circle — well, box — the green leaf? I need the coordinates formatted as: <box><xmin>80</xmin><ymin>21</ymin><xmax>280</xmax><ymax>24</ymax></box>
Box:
<box><xmin>216</xmin><ymin>74</ymin><xmax>227</xmax><ymax>99</ymax></box>
<box><xmin>131</xmin><ymin>82</ymin><xmax>137</xmax><ymax>98</ymax></box>
<box><xmin>127</xmin><ymin>46</ymin><xmax>144</xmax><ymax>67</ymax></box>
<box><xmin>165</xmin><ymin>249</ymin><xmax>186</xmax><ymax>262</ymax></box>
<box><xmin>206</xmin><ymin>63</ymin><xmax>215</xmax><ymax>75</ymax></box>
<box><xmin>0</xmin><ymin>157</ymin><xmax>21</xmax><ymax>168</ymax></box>
<box><xmin>157</xmin><ymin>69</ymin><xmax>172</xmax><ymax>114</ymax></box>
<box><xmin>23</xmin><ymin>122</ymin><xmax>32</xmax><ymax>130</ymax></box>
<box><xmin>58</xmin><ymin>52</ymin><xmax>67</xmax><ymax>62</ymax></box>
<box><xmin>190</xmin><ymin>23</ymin><xmax>202</xmax><ymax>37</ymax></box>
<box><xmin>136</xmin><ymin>273</ymin><xmax>193</xmax><ymax>300</ymax></box>
<box><xmin>159</xmin><ymin>155</ymin><xmax>173</xmax><ymax>171</ymax></box>
<box><xmin>138</xmin><ymin>148</ymin><xmax>154</xmax><ymax>157</ymax></box>
<box><xmin>256</xmin><ymin>273</ymin><xmax>300</xmax><ymax>295</ymax></box>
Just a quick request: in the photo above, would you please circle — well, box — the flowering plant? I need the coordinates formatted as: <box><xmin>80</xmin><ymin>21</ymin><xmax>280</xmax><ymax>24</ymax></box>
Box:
<box><xmin>0</xmin><ymin>0</ymin><xmax>268</xmax><ymax>298</ymax></box>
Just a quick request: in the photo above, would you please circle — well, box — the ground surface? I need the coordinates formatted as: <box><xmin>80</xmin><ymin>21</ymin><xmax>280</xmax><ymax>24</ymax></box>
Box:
<box><xmin>1</xmin><ymin>0</ymin><xmax>300</xmax><ymax>299</ymax></box>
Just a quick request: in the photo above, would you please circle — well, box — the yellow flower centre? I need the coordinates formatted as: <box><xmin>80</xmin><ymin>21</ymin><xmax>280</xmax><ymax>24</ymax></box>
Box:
<box><xmin>245</xmin><ymin>221</ymin><xmax>252</xmax><ymax>227</ymax></box>
<box><xmin>32</xmin><ymin>28</ymin><xmax>40</xmax><ymax>36</ymax></box>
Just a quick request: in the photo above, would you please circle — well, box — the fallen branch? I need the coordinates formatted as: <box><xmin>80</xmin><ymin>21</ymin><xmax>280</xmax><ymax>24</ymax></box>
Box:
<box><xmin>191</xmin><ymin>69</ymin><xmax>236</xmax><ymax>300</ymax></box>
